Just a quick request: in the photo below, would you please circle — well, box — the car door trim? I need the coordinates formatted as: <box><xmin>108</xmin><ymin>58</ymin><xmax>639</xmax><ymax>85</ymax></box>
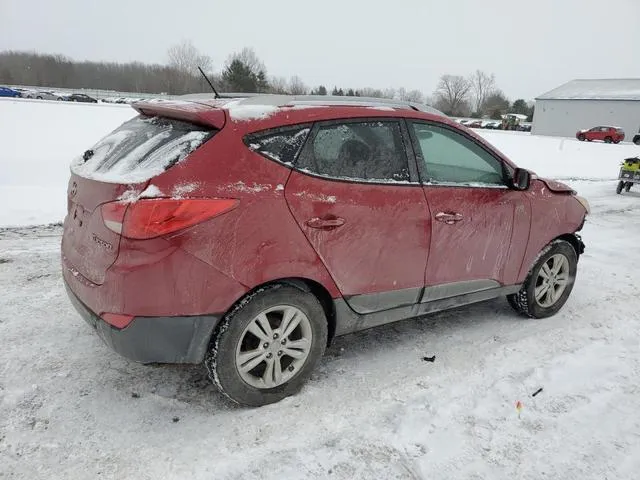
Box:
<box><xmin>333</xmin><ymin>284</ymin><xmax>522</xmax><ymax>335</ymax></box>
<box><xmin>344</xmin><ymin>286</ymin><xmax>423</xmax><ymax>314</ymax></box>
<box><xmin>420</xmin><ymin>279</ymin><xmax>501</xmax><ymax>303</ymax></box>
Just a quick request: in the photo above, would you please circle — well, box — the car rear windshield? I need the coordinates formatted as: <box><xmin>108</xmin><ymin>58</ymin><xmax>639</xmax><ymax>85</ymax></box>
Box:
<box><xmin>71</xmin><ymin>115</ymin><xmax>215</xmax><ymax>183</ymax></box>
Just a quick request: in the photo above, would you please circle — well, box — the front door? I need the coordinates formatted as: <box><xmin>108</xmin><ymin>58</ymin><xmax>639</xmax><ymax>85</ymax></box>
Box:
<box><xmin>407</xmin><ymin>120</ymin><xmax>530</xmax><ymax>301</ymax></box>
<box><xmin>285</xmin><ymin>119</ymin><xmax>430</xmax><ymax>314</ymax></box>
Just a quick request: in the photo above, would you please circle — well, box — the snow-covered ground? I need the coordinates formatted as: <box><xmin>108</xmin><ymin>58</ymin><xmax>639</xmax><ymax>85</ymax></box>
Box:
<box><xmin>0</xmin><ymin>99</ymin><xmax>134</xmax><ymax>227</ymax></box>
<box><xmin>1</xmin><ymin>99</ymin><xmax>640</xmax><ymax>479</ymax></box>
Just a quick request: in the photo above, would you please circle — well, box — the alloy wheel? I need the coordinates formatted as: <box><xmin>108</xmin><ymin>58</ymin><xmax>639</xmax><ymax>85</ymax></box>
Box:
<box><xmin>534</xmin><ymin>253</ymin><xmax>570</xmax><ymax>307</ymax></box>
<box><xmin>235</xmin><ymin>305</ymin><xmax>313</xmax><ymax>389</ymax></box>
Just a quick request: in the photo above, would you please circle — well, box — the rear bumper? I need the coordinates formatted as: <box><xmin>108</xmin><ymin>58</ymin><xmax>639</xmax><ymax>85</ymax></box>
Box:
<box><xmin>65</xmin><ymin>280</ymin><xmax>220</xmax><ymax>364</ymax></box>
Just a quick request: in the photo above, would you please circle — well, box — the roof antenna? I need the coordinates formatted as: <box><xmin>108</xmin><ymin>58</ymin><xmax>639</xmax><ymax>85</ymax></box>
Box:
<box><xmin>198</xmin><ymin>66</ymin><xmax>220</xmax><ymax>99</ymax></box>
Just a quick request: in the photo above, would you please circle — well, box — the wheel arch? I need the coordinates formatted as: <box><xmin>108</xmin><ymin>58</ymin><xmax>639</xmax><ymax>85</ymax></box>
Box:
<box><xmin>555</xmin><ymin>232</ymin><xmax>585</xmax><ymax>258</ymax></box>
<box><xmin>209</xmin><ymin>277</ymin><xmax>338</xmax><ymax>349</ymax></box>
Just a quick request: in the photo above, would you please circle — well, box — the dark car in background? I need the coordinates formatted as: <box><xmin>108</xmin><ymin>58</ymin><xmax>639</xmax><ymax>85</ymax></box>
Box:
<box><xmin>633</xmin><ymin>128</ymin><xmax>640</xmax><ymax>145</ymax></box>
<box><xmin>67</xmin><ymin>93</ymin><xmax>98</xmax><ymax>103</ymax></box>
<box><xmin>576</xmin><ymin>126</ymin><xmax>625</xmax><ymax>143</ymax></box>
<box><xmin>0</xmin><ymin>86</ymin><xmax>21</xmax><ymax>98</ymax></box>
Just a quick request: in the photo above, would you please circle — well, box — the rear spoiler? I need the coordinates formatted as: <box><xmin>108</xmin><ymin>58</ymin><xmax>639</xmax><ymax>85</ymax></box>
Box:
<box><xmin>132</xmin><ymin>99</ymin><xmax>226</xmax><ymax>130</ymax></box>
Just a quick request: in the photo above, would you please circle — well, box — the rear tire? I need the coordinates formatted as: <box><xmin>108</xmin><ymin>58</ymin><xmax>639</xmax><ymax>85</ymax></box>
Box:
<box><xmin>617</xmin><ymin>181</ymin><xmax>625</xmax><ymax>194</ymax></box>
<box><xmin>507</xmin><ymin>240</ymin><xmax>578</xmax><ymax>319</ymax></box>
<box><xmin>634</xmin><ymin>138</ymin><xmax>640</xmax><ymax>145</ymax></box>
<box><xmin>205</xmin><ymin>284</ymin><xmax>327</xmax><ymax>407</ymax></box>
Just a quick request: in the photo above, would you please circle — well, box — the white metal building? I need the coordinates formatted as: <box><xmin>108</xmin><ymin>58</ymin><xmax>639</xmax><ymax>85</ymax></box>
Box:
<box><xmin>532</xmin><ymin>79</ymin><xmax>640</xmax><ymax>139</ymax></box>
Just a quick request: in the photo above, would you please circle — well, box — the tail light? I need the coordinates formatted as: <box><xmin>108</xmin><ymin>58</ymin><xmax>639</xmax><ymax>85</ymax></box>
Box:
<box><xmin>101</xmin><ymin>198</ymin><xmax>239</xmax><ymax>239</ymax></box>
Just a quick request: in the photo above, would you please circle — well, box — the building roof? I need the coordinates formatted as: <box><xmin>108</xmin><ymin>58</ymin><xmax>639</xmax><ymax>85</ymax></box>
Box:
<box><xmin>536</xmin><ymin>79</ymin><xmax>640</xmax><ymax>101</ymax></box>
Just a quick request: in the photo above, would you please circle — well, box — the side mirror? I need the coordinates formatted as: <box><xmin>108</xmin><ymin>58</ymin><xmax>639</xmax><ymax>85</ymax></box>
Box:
<box><xmin>512</xmin><ymin>168</ymin><xmax>531</xmax><ymax>191</ymax></box>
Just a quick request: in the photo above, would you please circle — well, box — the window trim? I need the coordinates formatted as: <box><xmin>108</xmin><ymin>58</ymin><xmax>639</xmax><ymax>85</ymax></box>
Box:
<box><xmin>243</xmin><ymin>123</ymin><xmax>313</xmax><ymax>168</ymax></box>
<box><xmin>293</xmin><ymin>117</ymin><xmax>421</xmax><ymax>186</ymax></box>
<box><xmin>406</xmin><ymin>119</ymin><xmax>512</xmax><ymax>189</ymax></box>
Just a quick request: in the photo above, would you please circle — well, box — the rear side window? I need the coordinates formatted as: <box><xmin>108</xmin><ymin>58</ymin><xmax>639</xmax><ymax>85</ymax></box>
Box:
<box><xmin>71</xmin><ymin>115</ymin><xmax>214</xmax><ymax>183</ymax></box>
<box><xmin>297</xmin><ymin>120</ymin><xmax>410</xmax><ymax>183</ymax></box>
<box><xmin>245</xmin><ymin>125</ymin><xmax>311</xmax><ymax>165</ymax></box>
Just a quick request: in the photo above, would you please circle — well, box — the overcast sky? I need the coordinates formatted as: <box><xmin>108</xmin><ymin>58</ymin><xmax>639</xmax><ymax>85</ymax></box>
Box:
<box><xmin>2</xmin><ymin>0</ymin><xmax>639</xmax><ymax>100</ymax></box>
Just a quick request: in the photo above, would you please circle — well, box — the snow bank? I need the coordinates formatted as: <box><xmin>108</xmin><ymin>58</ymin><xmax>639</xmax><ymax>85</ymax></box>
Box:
<box><xmin>476</xmin><ymin>130</ymin><xmax>638</xmax><ymax>180</ymax></box>
<box><xmin>0</xmin><ymin>99</ymin><xmax>135</xmax><ymax>227</ymax></box>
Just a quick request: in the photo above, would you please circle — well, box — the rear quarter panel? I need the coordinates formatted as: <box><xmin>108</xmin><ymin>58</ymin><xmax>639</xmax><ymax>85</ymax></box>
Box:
<box><xmin>517</xmin><ymin>179</ymin><xmax>585</xmax><ymax>282</ymax></box>
<box><xmin>146</xmin><ymin>124</ymin><xmax>342</xmax><ymax>301</ymax></box>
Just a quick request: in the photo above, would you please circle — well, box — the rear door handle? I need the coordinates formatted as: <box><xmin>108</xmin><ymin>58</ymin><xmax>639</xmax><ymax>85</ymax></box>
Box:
<box><xmin>435</xmin><ymin>212</ymin><xmax>463</xmax><ymax>225</ymax></box>
<box><xmin>306</xmin><ymin>217</ymin><xmax>346</xmax><ymax>230</ymax></box>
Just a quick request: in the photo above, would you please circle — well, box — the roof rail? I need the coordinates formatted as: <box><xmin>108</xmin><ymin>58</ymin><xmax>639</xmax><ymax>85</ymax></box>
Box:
<box><xmin>179</xmin><ymin>92</ymin><xmax>446</xmax><ymax>116</ymax></box>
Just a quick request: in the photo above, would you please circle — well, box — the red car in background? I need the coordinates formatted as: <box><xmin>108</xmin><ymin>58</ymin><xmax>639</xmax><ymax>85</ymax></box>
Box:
<box><xmin>62</xmin><ymin>95</ymin><xmax>590</xmax><ymax>406</ymax></box>
<box><xmin>576</xmin><ymin>126</ymin><xmax>625</xmax><ymax>143</ymax></box>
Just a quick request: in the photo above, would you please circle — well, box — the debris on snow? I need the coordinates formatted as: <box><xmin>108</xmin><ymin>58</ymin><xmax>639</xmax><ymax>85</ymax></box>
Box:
<box><xmin>531</xmin><ymin>387</ymin><xmax>544</xmax><ymax>397</ymax></box>
<box><xmin>422</xmin><ymin>355</ymin><xmax>436</xmax><ymax>363</ymax></box>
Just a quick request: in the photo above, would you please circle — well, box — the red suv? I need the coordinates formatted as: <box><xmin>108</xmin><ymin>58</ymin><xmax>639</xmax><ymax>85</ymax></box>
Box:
<box><xmin>576</xmin><ymin>125</ymin><xmax>625</xmax><ymax>143</ymax></box>
<box><xmin>62</xmin><ymin>95</ymin><xmax>590</xmax><ymax>406</ymax></box>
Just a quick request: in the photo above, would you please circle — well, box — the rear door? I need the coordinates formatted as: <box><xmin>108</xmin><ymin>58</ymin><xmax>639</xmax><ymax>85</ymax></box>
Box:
<box><xmin>285</xmin><ymin>119</ymin><xmax>430</xmax><ymax>314</ymax></box>
<box><xmin>407</xmin><ymin>120</ymin><xmax>531</xmax><ymax>300</ymax></box>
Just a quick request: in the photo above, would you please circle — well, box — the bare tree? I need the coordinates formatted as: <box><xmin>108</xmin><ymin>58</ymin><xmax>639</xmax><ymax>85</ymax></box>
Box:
<box><xmin>405</xmin><ymin>89</ymin><xmax>424</xmax><ymax>103</ymax></box>
<box><xmin>227</xmin><ymin>47</ymin><xmax>266</xmax><ymax>77</ymax></box>
<box><xmin>288</xmin><ymin>75</ymin><xmax>308</xmax><ymax>95</ymax></box>
<box><xmin>469</xmin><ymin>70</ymin><xmax>495</xmax><ymax>115</ymax></box>
<box><xmin>433</xmin><ymin>75</ymin><xmax>471</xmax><ymax>116</ymax></box>
<box><xmin>167</xmin><ymin>40</ymin><xmax>212</xmax><ymax>75</ymax></box>
<box><xmin>382</xmin><ymin>87</ymin><xmax>396</xmax><ymax>99</ymax></box>
<box><xmin>268</xmin><ymin>75</ymin><xmax>288</xmax><ymax>94</ymax></box>
<box><xmin>357</xmin><ymin>87</ymin><xmax>384</xmax><ymax>98</ymax></box>
<box><xmin>167</xmin><ymin>40</ymin><xmax>213</xmax><ymax>93</ymax></box>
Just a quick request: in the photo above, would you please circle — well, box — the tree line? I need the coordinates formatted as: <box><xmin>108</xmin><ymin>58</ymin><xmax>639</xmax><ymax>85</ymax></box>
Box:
<box><xmin>0</xmin><ymin>41</ymin><xmax>533</xmax><ymax>120</ymax></box>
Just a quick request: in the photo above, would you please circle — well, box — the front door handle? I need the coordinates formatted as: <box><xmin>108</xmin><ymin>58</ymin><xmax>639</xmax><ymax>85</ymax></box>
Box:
<box><xmin>306</xmin><ymin>216</ymin><xmax>346</xmax><ymax>230</ymax></box>
<box><xmin>435</xmin><ymin>212</ymin><xmax>463</xmax><ymax>225</ymax></box>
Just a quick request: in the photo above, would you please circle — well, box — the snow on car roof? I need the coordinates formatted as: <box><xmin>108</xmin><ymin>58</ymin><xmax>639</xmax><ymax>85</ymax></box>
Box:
<box><xmin>537</xmin><ymin>79</ymin><xmax>640</xmax><ymax>101</ymax></box>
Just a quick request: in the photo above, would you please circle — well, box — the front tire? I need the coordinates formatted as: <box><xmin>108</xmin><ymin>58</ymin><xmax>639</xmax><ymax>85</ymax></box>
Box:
<box><xmin>205</xmin><ymin>284</ymin><xmax>328</xmax><ymax>406</ymax></box>
<box><xmin>507</xmin><ymin>240</ymin><xmax>578</xmax><ymax>318</ymax></box>
<box><xmin>617</xmin><ymin>181</ymin><xmax>625</xmax><ymax>194</ymax></box>
<box><xmin>577</xmin><ymin>134</ymin><xmax>585</xmax><ymax>141</ymax></box>
<box><xmin>604</xmin><ymin>136</ymin><xmax>613</xmax><ymax>143</ymax></box>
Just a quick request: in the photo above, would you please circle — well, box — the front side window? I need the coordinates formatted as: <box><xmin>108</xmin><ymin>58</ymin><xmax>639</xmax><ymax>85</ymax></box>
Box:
<box><xmin>296</xmin><ymin>120</ymin><xmax>410</xmax><ymax>183</ymax></box>
<box><xmin>410</xmin><ymin>122</ymin><xmax>504</xmax><ymax>186</ymax></box>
